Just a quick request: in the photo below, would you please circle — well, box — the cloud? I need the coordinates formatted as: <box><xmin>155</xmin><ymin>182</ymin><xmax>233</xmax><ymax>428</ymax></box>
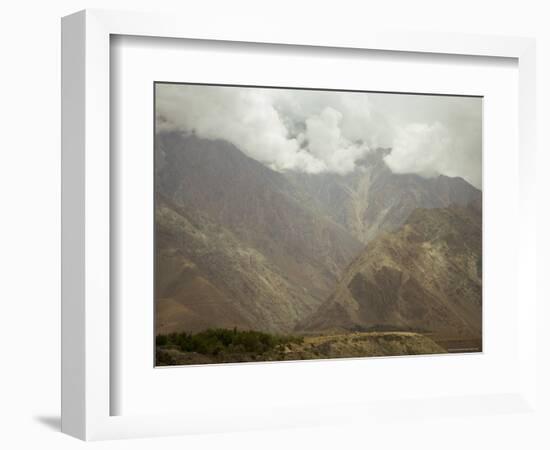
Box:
<box><xmin>156</xmin><ymin>84</ymin><xmax>482</xmax><ymax>187</ymax></box>
<box><xmin>156</xmin><ymin>84</ymin><xmax>324</xmax><ymax>173</ymax></box>
<box><xmin>385</xmin><ymin>122</ymin><xmax>452</xmax><ymax>178</ymax></box>
<box><xmin>375</xmin><ymin>94</ymin><xmax>482</xmax><ymax>188</ymax></box>
<box><xmin>300</xmin><ymin>107</ymin><xmax>370</xmax><ymax>175</ymax></box>
<box><xmin>270</xmin><ymin>89</ymin><xmax>392</xmax><ymax>150</ymax></box>
<box><xmin>384</xmin><ymin>120</ymin><xmax>481</xmax><ymax>188</ymax></box>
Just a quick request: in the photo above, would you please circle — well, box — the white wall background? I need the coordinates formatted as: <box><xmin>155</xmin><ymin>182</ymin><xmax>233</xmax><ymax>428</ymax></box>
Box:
<box><xmin>0</xmin><ymin>1</ymin><xmax>548</xmax><ymax>449</ymax></box>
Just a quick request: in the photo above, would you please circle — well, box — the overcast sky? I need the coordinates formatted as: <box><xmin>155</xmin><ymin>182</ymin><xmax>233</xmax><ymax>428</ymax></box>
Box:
<box><xmin>156</xmin><ymin>83</ymin><xmax>482</xmax><ymax>189</ymax></box>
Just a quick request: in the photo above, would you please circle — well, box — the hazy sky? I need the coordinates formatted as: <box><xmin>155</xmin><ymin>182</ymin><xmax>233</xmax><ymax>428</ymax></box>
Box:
<box><xmin>156</xmin><ymin>84</ymin><xmax>482</xmax><ymax>189</ymax></box>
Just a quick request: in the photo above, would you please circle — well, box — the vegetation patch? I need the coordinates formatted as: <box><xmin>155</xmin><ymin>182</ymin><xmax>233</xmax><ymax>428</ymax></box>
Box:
<box><xmin>156</xmin><ymin>329</ymin><xmax>447</xmax><ymax>366</ymax></box>
<box><xmin>156</xmin><ymin>328</ymin><xmax>304</xmax><ymax>365</ymax></box>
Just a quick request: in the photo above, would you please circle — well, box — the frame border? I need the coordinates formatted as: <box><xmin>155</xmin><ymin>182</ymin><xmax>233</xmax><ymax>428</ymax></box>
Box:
<box><xmin>61</xmin><ymin>9</ymin><xmax>537</xmax><ymax>440</ymax></box>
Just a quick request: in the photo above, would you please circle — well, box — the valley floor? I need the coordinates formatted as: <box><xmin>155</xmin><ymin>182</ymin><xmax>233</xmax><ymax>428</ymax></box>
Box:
<box><xmin>156</xmin><ymin>331</ymin><xmax>449</xmax><ymax>366</ymax></box>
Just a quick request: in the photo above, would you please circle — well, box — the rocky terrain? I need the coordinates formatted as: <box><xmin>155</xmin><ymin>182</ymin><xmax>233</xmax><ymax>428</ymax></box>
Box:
<box><xmin>288</xmin><ymin>148</ymin><xmax>481</xmax><ymax>243</ymax></box>
<box><xmin>156</xmin><ymin>196</ymin><xmax>319</xmax><ymax>334</ymax></box>
<box><xmin>156</xmin><ymin>132</ymin><xmax>361</xmax><ymax>334</ymax></box>
<box><xmin>155</xmin><ymin>132</ymin><xmax>482</xmax><ymax>361</ymax></box>
<box><xmin>299</xmin><ymin>205</ymin><xmax>482</xmax><ymax>343</ymax></box>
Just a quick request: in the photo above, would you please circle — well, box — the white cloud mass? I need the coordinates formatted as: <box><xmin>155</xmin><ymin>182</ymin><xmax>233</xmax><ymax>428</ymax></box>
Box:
<box><xmin>156</xmin><ymin>84</ymin><xmax>482</xmax><ymax>188</ymax></box>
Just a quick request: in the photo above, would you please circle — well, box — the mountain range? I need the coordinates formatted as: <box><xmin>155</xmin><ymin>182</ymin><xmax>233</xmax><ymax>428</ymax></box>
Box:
<box><xmin>155</xmin><ymin>131</ymin><xmax>482</xmax><ymax>342</ymax></box>
<box><xmin>287</xmin><ymin>149</ymin><xmax>481</xmax><ymax>243</ymax></box>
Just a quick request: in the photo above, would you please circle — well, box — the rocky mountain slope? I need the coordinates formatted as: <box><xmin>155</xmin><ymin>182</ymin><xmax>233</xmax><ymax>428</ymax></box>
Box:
<box><xmin>156</xmin><ymin>132</ymin><xmax>482</xmax><ymax>342</ymax></box>
<box><xmin>288</xmin><ymin>149</ymin><xmax>481</xmax><ymax>242</ymax></box>
<box><xmin>299</xmin><ymin>205</ymin><xmax>482</xmax><ymax>340</ymax></box>
<box><xmin>156</xmin><ymin>132</ymin><xmax>362</xmax><ymax>333</ymax></box>
<box><xmin>156</xmin><ymin>196</ymin><xmax>326</xmax><ymax>334</ymax></box>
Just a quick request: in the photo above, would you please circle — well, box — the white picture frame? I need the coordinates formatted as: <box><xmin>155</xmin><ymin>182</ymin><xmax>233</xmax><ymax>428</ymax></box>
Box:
<box><xmin>61</xmin><ymin>9</ymin><xmax>538</xmax><ymax>441</ymax></box>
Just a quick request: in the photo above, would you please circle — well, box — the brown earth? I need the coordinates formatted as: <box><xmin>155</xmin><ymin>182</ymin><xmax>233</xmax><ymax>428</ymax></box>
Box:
<box><xmin>156</xmin><ymin>196</ymin><xmax>328</xmax><ymax>334</ymax></box>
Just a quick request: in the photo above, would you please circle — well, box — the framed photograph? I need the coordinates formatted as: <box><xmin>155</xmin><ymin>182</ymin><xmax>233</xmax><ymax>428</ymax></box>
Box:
<box><xmin>153</xmin><ymin>82</ymin><xmax>483</xmax><ymax>366</ymax></box>
<box><xmin>61</xmin><ymin>9</ymin><xmax>538</xmax><ymax>441</ymax></box>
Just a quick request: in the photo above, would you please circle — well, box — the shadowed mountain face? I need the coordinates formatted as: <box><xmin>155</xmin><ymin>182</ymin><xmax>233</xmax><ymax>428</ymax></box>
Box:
<box><xmin>299</xmin><ymin>205</ymin><xmax>482</xmax><ymax>339</ymax></box>
<box><xmin>156</xmin><ymin>132</ymin><xmax>362</xmax><ymax>333</ymax></box>
<box><xmin>287</xmin><ymin>149</ymin><xmax>481</xmax><ymax>243</ymax></box>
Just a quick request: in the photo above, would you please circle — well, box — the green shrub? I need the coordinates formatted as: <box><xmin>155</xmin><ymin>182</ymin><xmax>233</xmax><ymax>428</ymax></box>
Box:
<box><xmin>155</xmin><ymin>334</ymin><xmax>168</xmax><ymax>346</ymax></box>
<box><xmin>155</xmin><ymin>328</ymin><xmax>303</xmax><ymax>356</ymax></box>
